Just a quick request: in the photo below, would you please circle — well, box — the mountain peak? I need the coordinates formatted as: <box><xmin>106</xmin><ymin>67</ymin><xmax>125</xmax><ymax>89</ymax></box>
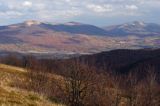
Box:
<box><xmin>24</xmin><ymin>20</ymin><xmax>42</xmax><ymax>26</ymax></box>
<box><xmin>132</xmin><ymin>21</ymin><xmax>146</xmax><ymax>26</ymax></box>
<box><xmin>63</xmin><ymin>21</ymin><xmax>84</xmax><ymax>26</ymax></box>
<box><xmin>118</xmin><ymin>21</ymin><xmax>146</xmax><ymax>29</ymax></box>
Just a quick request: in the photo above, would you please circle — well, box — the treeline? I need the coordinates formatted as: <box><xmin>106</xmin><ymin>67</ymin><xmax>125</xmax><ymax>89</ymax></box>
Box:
<box><xmin>0</xmin><ymin>50</ymin><xmax>160</xmax><ymax>106</ymax></box>
<box><xmin>1</xmin><ymin>49</ymin><xmax>160</xmax><ymax>81</ymax></box>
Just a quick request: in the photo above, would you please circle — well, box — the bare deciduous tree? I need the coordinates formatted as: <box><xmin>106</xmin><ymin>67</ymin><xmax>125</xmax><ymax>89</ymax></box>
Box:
<box><xmin>62</xmin><ymin>60</ymin><xmax>96</xmax><ymax>106</ymax></box>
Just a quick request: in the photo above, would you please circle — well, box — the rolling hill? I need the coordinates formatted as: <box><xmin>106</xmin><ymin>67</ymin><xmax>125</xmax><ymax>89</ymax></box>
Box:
<box><xmin>0</xmin><ymin>48</ymin><xmax>160</xmax><ymax>106</ymax></box>
<box><xmin>0</xmin><ymin>20</ymin><xmax>159</xmax><ymax>55</ymax></box>
<box><xmin>41</xmin><ymin>21</ymin><xmax>107</xmax><ymax>35</ymax></box>
<box><xmin>103</xmin><ymin>21</ymin><xmax>160</xmax><ymax>36</ymax></box>
<box><xmin>78</xmin><ymin>49</ymin><xmax>160</xmax><ymax>78</ymax></box>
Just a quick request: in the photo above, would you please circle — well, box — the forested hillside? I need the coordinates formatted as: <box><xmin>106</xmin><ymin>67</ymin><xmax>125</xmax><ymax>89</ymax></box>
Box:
<box><xmin>0</xmin><ymin>49</ymin><xmax>160</xmax><ymax>106</ymax></box>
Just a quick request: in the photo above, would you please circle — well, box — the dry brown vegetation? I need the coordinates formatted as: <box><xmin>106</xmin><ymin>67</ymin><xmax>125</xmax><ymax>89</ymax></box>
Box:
<box><xmin>0</xmin><ymin>55</ymin><xmax>160</xmax><ymax>106</ymax></box>
<box><xmin>0</xmin><ymin>63</ymin><xmax>65</xmax><ymax>106</ymax></box>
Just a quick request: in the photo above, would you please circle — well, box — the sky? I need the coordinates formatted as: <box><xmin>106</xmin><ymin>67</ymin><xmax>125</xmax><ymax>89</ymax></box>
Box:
<box><xmin>0</xmin><ymin>0</ymin><xmax>160</xmax><ymax>26</ymax></box>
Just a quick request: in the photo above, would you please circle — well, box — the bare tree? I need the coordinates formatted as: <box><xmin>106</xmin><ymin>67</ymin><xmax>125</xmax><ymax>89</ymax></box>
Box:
<box><xmin>62</xmin><ymin>60</ymin><xmax>96</xmax><ymax>106</ymax></box>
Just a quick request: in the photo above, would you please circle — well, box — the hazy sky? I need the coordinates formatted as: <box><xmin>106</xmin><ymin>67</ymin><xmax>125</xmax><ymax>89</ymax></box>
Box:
<box><xmin>0</xmin><ymin>0</ymin><xmax>160</xmax><ymax>26</ymax></box>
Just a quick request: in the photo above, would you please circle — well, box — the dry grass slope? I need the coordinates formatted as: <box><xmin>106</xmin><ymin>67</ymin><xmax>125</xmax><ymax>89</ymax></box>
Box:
<box><xmin>0</xmin><ymin>64</ymin><xmax>64</xmax><ymax>106</ymax></box>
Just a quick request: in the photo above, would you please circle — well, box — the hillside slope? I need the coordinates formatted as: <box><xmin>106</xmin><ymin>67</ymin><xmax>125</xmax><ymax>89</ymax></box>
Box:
<box><xmin>0</xmin><ymin>64</ymin><xmax>64</xmax><ymax>106</ymax></box>
<box><xmin>78</xmin><ymin>49</ymin><xmax>160</xmax><ymax>77</ymax></box>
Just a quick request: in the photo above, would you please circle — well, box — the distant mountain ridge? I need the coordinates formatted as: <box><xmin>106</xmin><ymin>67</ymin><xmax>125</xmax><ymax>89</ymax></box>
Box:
<box><xmin>41</xmin><ymin>21</ymin><xmax>108</xmax><ymax>35</ymax></box>
<box><xmin>1</xmin><ymin>20</ymin><xmax>160</xmax><ymax>36</ymax></box>
<box><xmin>103</xmin><ymin>21</ymin><xmax>160</xmax><ymax>36</ymax></box>
<box><xmin>0</xmin><ymin>20</ymin><xmax>159</xmax><ymax>54</ymax></box>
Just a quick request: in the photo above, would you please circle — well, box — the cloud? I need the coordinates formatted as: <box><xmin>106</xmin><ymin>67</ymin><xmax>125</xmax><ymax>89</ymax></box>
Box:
<box><xmin>125</xmin><ymin>5</ymin><xmax>138</xmax><ymax>11</ymax></box>
<box><xmin>35</xmin><ymin>9</ymin><xmax>82</xmax><ymax>21</ymax></box>
<box><xmin>87</xmin><ymin>4</ymin><xmax>113</xmax><ymax>13</ymax></box>
<box><xmin>23</xmin><ymin>1</ymin><xmax>33</xmax><ymax>7</ymax></box>
<box><xmin>0</xmin><ymin>11</ymin><xmax>23</xmax><ymax>18</ymax></box>
<box><xmin>0</xmin><ymin>0</ymin><xmax>159</xmax><ymax>25</ymax></box>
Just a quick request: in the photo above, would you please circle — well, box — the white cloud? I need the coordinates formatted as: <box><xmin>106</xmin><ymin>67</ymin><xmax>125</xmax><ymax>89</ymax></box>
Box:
<box><xmin>125</xmin><ymin>5</ymin><xmax>138</xmax><ymax>10</ymax></box>
<box><xmin>0</xmin><ymin>11</ymin><xmax>23</xmax><ymax>18</ymax></box>
<box><xmin>35</xmin><ymin>9</ymin><xmax>82</xmax><ymax>21</ymax></box>
<box><xmin>23</xmin><ymin>1</ymin><xmax>32</xmax><ymax>7</ymax></box>
<box><xmin>0</xmin><ymin>0</ymin><xmax>159</xmax><ymax>24</ymax></box>
<box><xmin>65</xmin><ymin>0</ymin><xmax>71</xmax><ymax>2</ymax></box>
<box><xmin>87</xmin><ymin>4</ymin><xmax>113</xmax><ymax>13</ymax></box>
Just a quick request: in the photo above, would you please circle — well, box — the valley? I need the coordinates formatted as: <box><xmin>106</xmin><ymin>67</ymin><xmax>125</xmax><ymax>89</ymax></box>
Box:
<box><xmin>0</xmin><ymin>20</ymin><xmax>159</xmax><ymax>55</ymax></box>
<box><xmin>0</xmin><ymin>0</ymin><xmax>160</xmax><ymax>105</ymax></box>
